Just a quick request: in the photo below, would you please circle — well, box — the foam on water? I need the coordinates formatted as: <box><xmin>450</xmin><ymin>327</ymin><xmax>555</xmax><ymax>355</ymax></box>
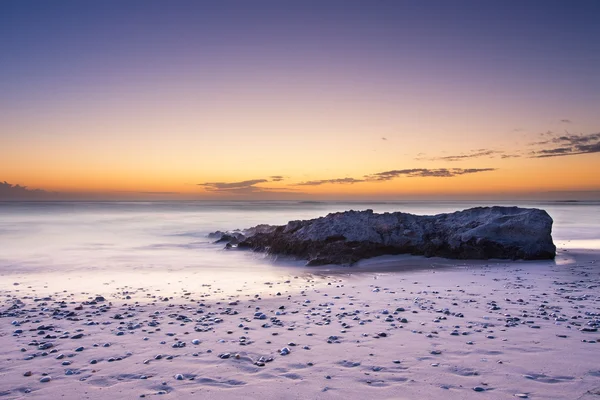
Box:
<box><xmin>0</xmin><ymin>200</ymin><xmax>598</xmax><ymax>294</ymax></box>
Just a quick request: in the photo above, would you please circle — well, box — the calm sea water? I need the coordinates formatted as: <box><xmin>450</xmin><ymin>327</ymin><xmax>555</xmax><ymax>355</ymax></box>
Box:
<box><xmin>0</xmin><ymin>201</ymin><xmax>598</xmax><ymax>294</ymax></box>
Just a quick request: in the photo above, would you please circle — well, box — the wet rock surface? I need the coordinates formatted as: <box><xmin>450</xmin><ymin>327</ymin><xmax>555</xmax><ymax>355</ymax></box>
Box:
<box><xmin>211</xmin><ymin>207</ymin><xmax>556</xmax><ymax>265</ymax></box>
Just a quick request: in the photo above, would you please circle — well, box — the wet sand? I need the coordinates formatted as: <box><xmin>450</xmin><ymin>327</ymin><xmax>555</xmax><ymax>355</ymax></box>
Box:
<box><xmin>1</xmin><ymin>250</ymin><xmax>599</xmax><ymax>399</ymax></box>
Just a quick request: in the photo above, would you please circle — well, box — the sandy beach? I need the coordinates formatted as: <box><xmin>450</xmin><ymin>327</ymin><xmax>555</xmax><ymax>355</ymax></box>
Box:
<box><xmin>1</xmin><ymin>249</ymin><xmax>598</xmax><ymax>400</ymax></box>
<box><xmin>3</xmin><ymin>0</ymin><xmax>600</xmax><ymax>398</ymax></box>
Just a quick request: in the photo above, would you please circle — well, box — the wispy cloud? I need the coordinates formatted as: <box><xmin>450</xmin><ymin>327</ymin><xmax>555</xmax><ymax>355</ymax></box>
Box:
<box><xmin>197</xmin><ymin>178</ymin><xmax>295</xmax><ymax>194</ymax></box>
<box><xmin>560</xmin><ymin>119</ymin><xmax>572</xmax><ymax>123</ymax></box>
<box><xmin>530</xmin><ymin>132</ymin><xmax>600</xmax><ymax>158</ymax></box>
<box><xmin>533</xmin><ymin>147</ymin><xmax>573</xmax><ymax>157</ymax></box>
<box><xmin>294</xmin><ymin>178</ymin><xmax>366</xmax><ymax>186</ymax></box>
<box><xmin>198</xmin><ymin>179</ymin><xmax>269</xmax><ymax>191</ymax></box>
<box><xmin>529</xmin><ymin>131</ymin><xmax>555</xmax><ymax>146</ymax></box>
<box><xmin>365</xmin><ymin>168</ymin><xmax>496</xmax><ymax>181</ymax></box>
<box><xmin>555</xmin><ymin>132</ymin><xmax>600</xmax><ymax>145</ymax></box>
<box><xmin>270</xmin><ymin>175</ymin><xmax>285</xmax><ymax>182</ymax></box>
<box><xmin>293</xmin><ymin>168</ymin><xmax>496</xmax><ymax>187</ymax></box>
<box><xmin>500</xmin><ymin>154</ymin><xmax>521</xmax><ymax>159</ymax></box>
<box><xmin>138</xmin><ymin>191</ymin><xmax>181</xmax><ymax>195</ymax></box>
<box><xmin>419</xmin><ymin>149</ymin><xmax>507</xmax><ymax>162</ymax></box>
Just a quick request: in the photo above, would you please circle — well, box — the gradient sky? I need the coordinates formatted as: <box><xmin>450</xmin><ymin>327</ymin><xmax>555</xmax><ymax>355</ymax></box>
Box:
<box><xmin>1</xmin><ymin>0</ymin><xmax>599</xmax><ymax>200</ymax></box>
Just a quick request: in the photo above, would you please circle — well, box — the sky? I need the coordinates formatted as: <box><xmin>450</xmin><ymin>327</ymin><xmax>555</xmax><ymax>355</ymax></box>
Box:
<box><xmin>1</xmin><ymin>0</ymin><xmax>599</xmax><ymax>200</ymax></box>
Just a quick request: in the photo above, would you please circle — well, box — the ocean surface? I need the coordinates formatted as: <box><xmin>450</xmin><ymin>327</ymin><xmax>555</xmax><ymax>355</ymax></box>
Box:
<box><xmin>1</xmin><ymin>201</ymin><xmax>599</xmax><ymax>295</ymax></box>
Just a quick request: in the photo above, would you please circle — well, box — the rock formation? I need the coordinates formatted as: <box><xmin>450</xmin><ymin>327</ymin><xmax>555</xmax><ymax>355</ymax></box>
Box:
<box><xmin>209</xmin><ymin>207</ymin><xmax>556</xmax><ymax>265</ymax></box>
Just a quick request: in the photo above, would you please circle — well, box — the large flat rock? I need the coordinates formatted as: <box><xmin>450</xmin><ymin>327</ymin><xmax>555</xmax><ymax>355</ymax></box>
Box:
<box><xmin>210</xmin><ymin>206</ymin><xmax>556</xmax><ymax>265</ymax></box>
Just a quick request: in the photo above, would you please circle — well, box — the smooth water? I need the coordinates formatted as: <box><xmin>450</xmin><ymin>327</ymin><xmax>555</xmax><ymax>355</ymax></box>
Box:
<box><xmin>0</xmin><ymin>201</ymin><xmax>598</xmax><ymax>294</ymax></box>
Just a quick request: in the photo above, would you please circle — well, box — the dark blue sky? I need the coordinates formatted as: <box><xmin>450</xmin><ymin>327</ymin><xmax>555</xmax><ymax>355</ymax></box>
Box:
<box><xmin>2</xmin><ymin>0</ymin><xmax>599</xmax><ymax>104</ymax></box>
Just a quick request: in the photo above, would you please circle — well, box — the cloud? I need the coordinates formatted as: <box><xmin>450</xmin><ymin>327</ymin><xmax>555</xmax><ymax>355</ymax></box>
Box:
<box><xmin>294</xmin><ymin>178</ymin><xmax>366</xmax><ymax>186</ymax></box>
<box><xmin>420</xmin><ymin>149</ymin><xmax>505</xmax><ymax>162</ymax></box>
<box><xmin>555</xmin><ymin>132</ymin><xmax>600</xmax><ymax>145</ymax></box>
<box><xmin>529</xmin><ymin>131</ymin><xmax>555</xmax><ymax>145</ymax></box>
<box><xmin>294</xmin><ymin>168</ymin><xmax>497</xmax><ymax>187</ymax></box>
<box><xmin>0</xmin><ymin>181</ymin><xmax>55</xmax><ymax>200</ymax></box>
<box><xmin>533</xmin><ymin>147</ymin><xmax>573</xmax><ymax>157</ymax></box>
<box><xmin>530</xmin><ymin>132</ymin><xmax>600</xmax><ymax>158</ymax></box>
<box><xmin>560</xmin><ymin>119</ymin><xmax>572</xmax><ymax>123</ymax></box>
<box><xmin>365</xmin><ymin>168</ymin><xmax>496</xmax><ymax>181</ymax></box>
<box><xmin>208</xmin><ymin>186</ymin><xmax>297</xmax><ymax>194</ymax></box>
<box><xmin>197</xmin><ymin>178</ymin><xmax>296</xmax><ymax>194</ymax></box>
<box><xmin>198</xmin><ymin>179</ymin><xmax>269</xmax><ymax>192</ymax></box>
<box><xmin>198</xmin><ymin>176</ymin><xmax>290</xmax><ymax>191</ymax></box>
<box><xmin>138</xmin><ymin>191</ymin><xmax>181</xmax><ymax>195</ymax></box>
<box><xmin>381</xmin><ymin>137</ymin><xmax>388</xmax><ymax>141</ymax></box>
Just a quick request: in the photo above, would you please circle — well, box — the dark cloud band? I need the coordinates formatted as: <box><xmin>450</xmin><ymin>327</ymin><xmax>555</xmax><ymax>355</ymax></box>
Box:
<box><xmin>531</xmin><ymin>132</ymin><xmax>600</xmax><ymax>158</ymax></box>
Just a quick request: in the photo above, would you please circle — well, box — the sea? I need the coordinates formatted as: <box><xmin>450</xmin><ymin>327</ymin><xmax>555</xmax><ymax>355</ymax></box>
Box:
<box><xmin>1</xmin><ymin>201</ymin><xmax>598</xmax><ymax>296</ymax></box>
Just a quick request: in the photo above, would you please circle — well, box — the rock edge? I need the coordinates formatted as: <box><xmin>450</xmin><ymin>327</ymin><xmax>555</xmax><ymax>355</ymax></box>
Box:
<box><xmin>209</xmin><ymin>206</ymin><xmax>556</xmax><ymax>265</ymax></box>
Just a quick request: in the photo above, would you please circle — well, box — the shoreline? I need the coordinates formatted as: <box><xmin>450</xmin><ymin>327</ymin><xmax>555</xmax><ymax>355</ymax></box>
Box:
<box><xmin>0</xmin><ymin>247</ymin><xmax>597</xmax><ymax>304</ymax></box>
<box><xmin>1</xmin><ymin>250</ymin><xmax>599</xmax><ymax>399</ymax></box>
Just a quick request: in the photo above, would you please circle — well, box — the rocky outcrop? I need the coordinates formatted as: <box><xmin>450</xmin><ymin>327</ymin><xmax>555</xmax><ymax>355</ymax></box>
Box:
<box><xmin>209</xmin><ymin>207</ymin><xmax>556</xmax><ymax>265</ymax></box>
